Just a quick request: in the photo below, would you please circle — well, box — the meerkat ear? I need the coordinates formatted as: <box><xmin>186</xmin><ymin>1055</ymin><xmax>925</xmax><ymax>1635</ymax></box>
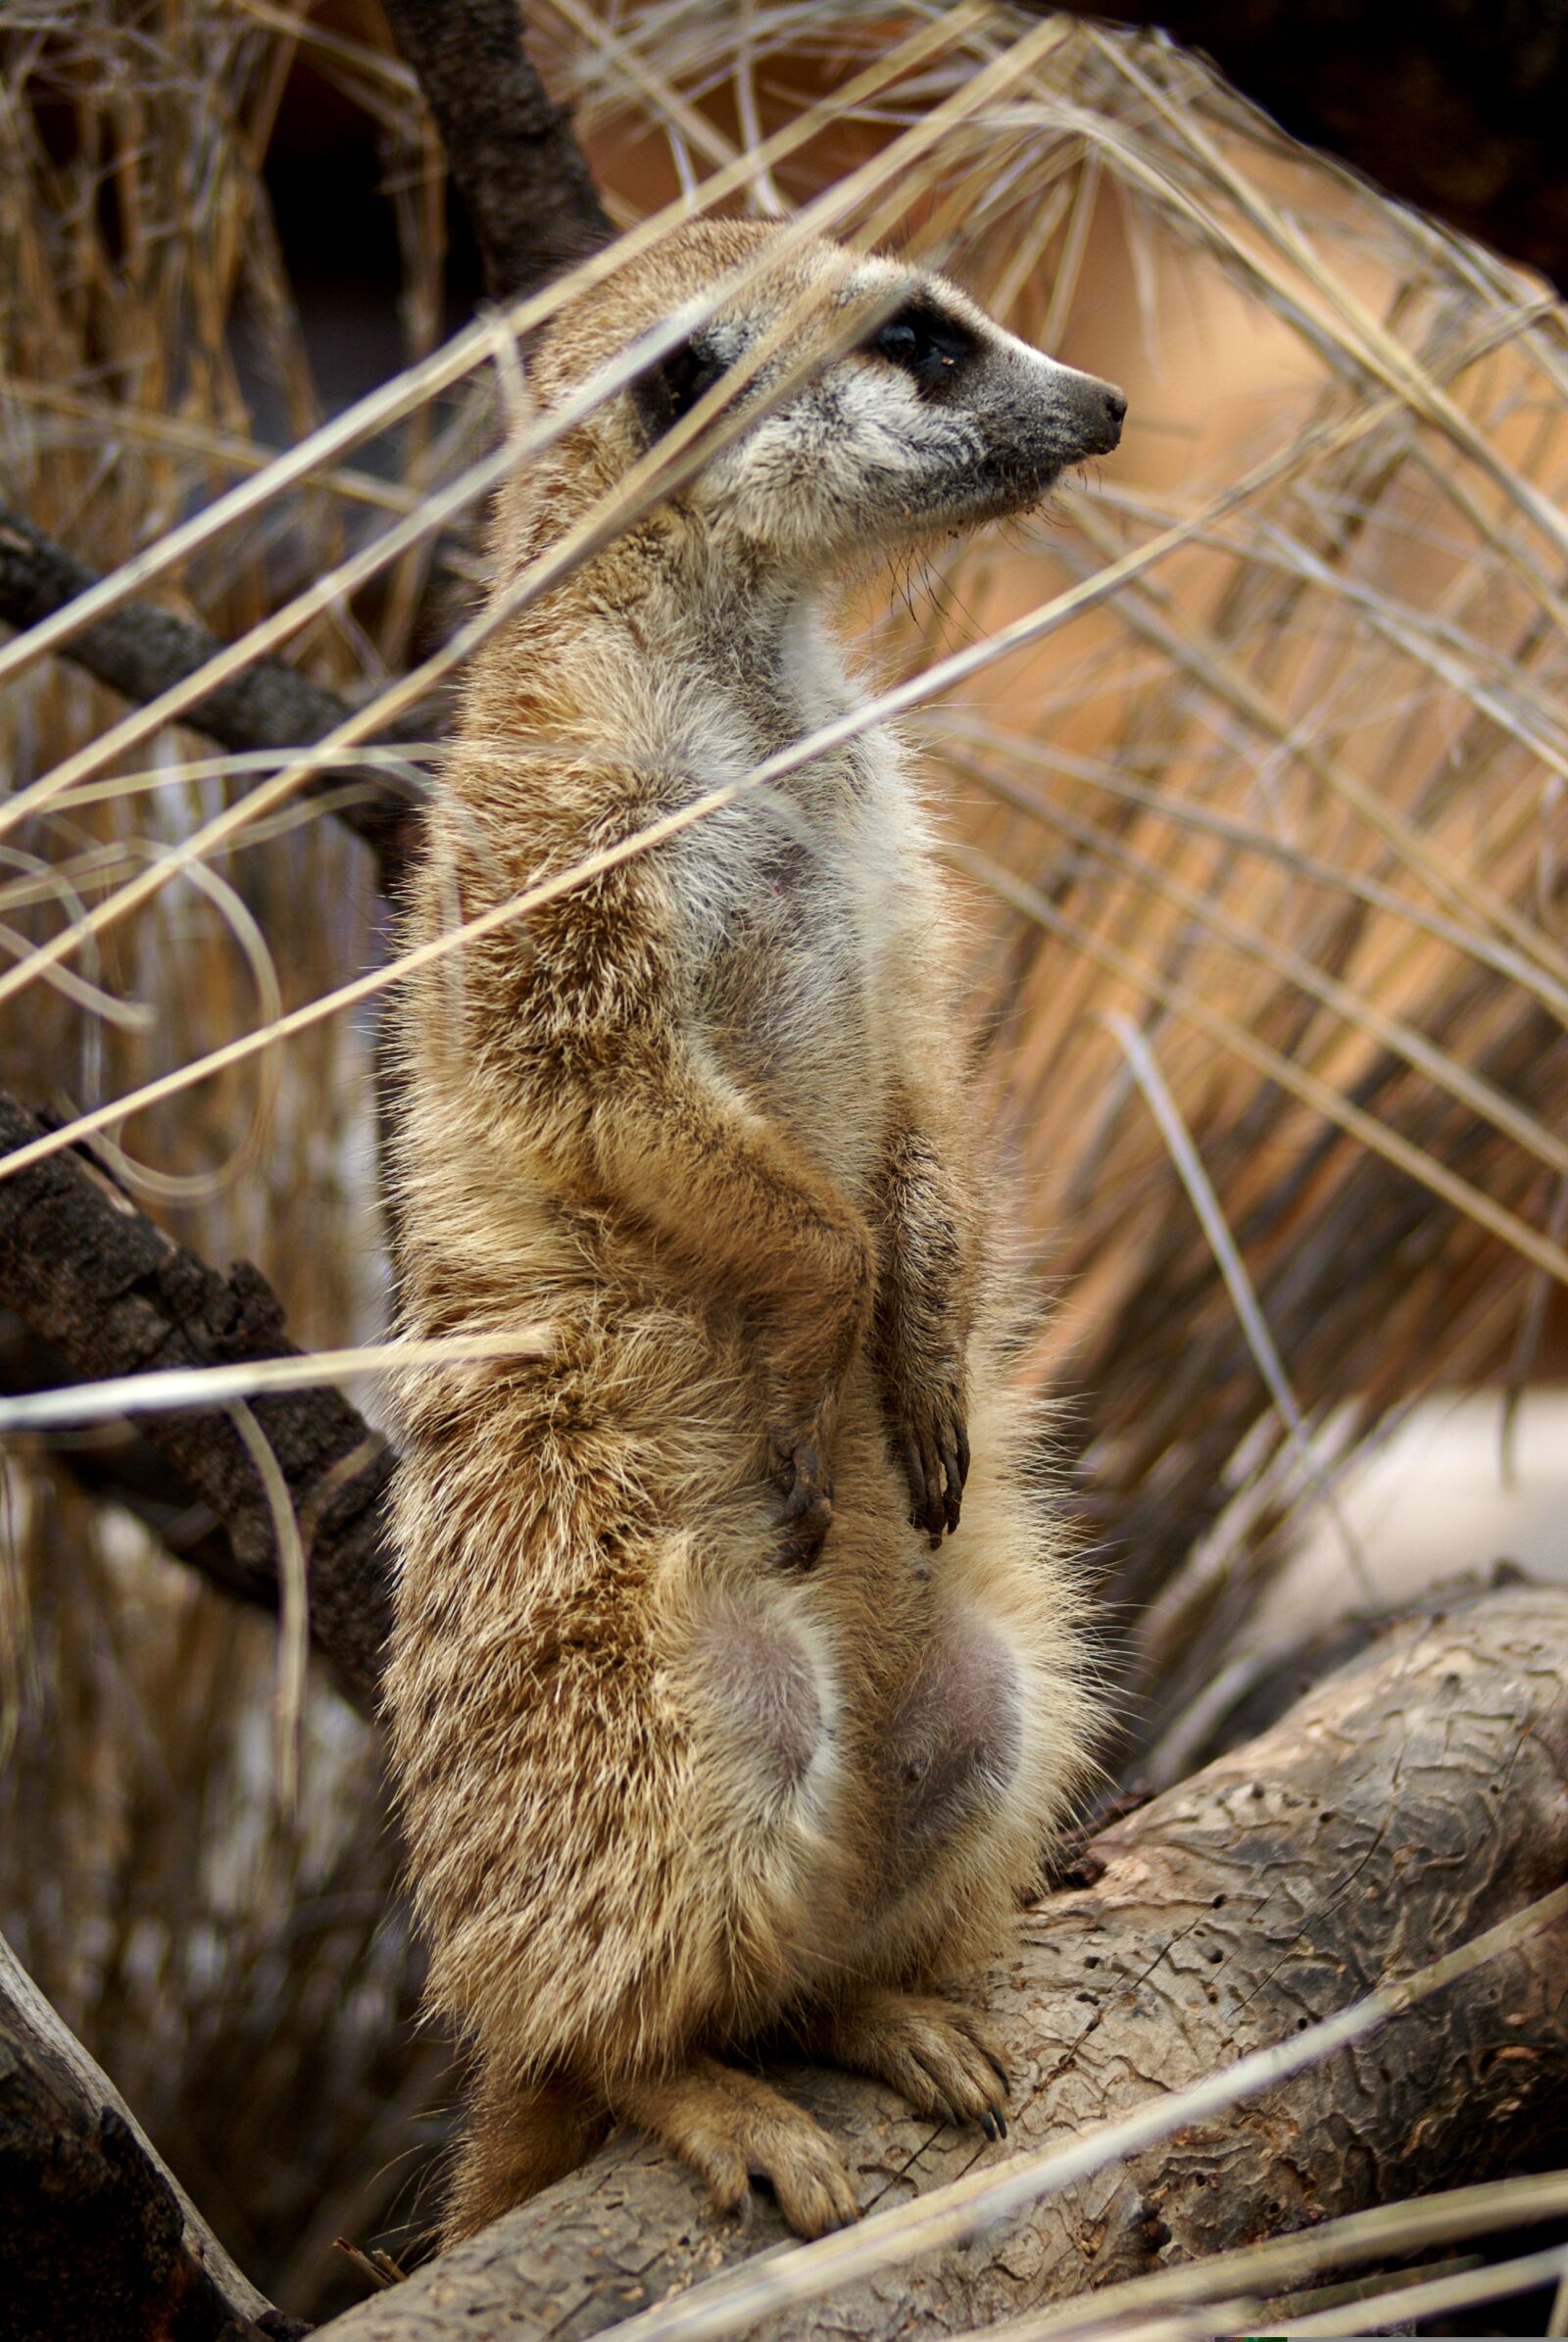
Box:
<box><xmin>630</xmin><ymin>334</ymin><xmax>727</xmax><ymax>444</ymax></box>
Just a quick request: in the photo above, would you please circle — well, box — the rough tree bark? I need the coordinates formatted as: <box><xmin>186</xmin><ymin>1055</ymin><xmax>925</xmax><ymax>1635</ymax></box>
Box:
<box><xmin>0</xmin><ymin>1310</ymin><xmax>268</xmax><ymax>1589</ymax></box>
<box><xmin>0</xmin><ymin>511</ymin><xmax>416</xmax><ymax>892</ymax></box>
<box><xmin>0</xmin><ymin>1089</ymin><xmax>391</xmax><ymax>1715</ymax></box>
<box><xmin>0</xmin><ymin>1932</ymin><xmax>305</xmax><ymax>2342</ymax></box>
<box><xmin>3</xmin><ymin>1577</ymin><xmax>1563</xmax><ymax>2337</ymax></box>
<box><xmin>377</xmin><ymin>0</ymin><xmax>613</xmax><ymax>299</ymax></box>
<box><xmin>313</xmin><ymin>1582</ymin><xmax>1568</xmax><ymax>2341</ymax></box>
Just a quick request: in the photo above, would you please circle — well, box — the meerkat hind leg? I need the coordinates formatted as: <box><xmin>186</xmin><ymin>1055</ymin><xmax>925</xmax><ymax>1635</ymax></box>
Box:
<box><xmin>814</xmin><ymin>1987</ymin><xmax>1011</xmax><ymax>2139</ymax></box>
<box><xmin>612</xmin><ymin>2057</ymin><xmax>859</xmax><ymax>2237</ymax></box>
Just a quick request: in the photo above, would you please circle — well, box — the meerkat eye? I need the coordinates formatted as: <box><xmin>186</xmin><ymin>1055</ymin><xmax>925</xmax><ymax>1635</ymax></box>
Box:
<box><xmin>662</xmin><ymin>339</ymin><xmax>726</xmax><ymax>417</ymax></box>
<box><xmin>866</xmin><ymin>302</ymin><xmax>975</xmax><ymax>390</ymax></box>
<box><xmin>630</xmin><ymin>333</ymin><xmax>728</xmax><ymax>444</ymax></box>
<box><xmin>877</xmin><ymin>319</ymin><xmax>921</xmax><ymax>365</ymax></box>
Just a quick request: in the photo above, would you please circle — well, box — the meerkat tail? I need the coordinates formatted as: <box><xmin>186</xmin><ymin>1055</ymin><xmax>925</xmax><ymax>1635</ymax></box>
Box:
<box><xmin>442</xmin><ymin>2069</ymin><xmax>611</xmax><ymax>2247</ymax></box>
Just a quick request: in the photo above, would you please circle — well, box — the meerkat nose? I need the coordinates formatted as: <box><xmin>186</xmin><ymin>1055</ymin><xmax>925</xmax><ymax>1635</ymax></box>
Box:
<box><xmin>1064</xmin><ymin>373</ymin><xmax>1126</xmax><ymax>458</ymax></box>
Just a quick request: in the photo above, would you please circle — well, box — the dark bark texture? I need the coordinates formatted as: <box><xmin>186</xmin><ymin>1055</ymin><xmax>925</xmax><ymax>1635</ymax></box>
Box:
<box><xmin>314</xmin><ymin>1582</ymin><xmax>1568</xmax><ymax>2341</ymax></box>
<box><xmin>0</xmin><ymin>1090</ymin><xmax>391</xmax><ymax>1715</ymax></box>
<box><xmin>0</xmin><ymin>1933</ymin><xmax>304</xmax><ymax>2342</ymax></box>
<box><xmin>378</xmin><ymin>0</ymin><xmax>614</xmax><ymax>299</ymax></box>
<box><xmin>1055</xmin><ymin>0</ymin><xmax>1568</xmax><ymax>290</ymax></box>
<box><xmin>0</xmin><ymin>510</ymin><xmax>416</xmax><ymax>891</ymax></box>
<box><xmin>0</xmin><ymin>1314</ymin><xmax>247</xmax><ymax>1588</ymax></box>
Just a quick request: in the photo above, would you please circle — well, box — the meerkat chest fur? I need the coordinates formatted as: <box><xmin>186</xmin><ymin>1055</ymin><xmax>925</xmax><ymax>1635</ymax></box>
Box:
<box><xmin>656</xmin><ymin>596</ymin><xmax>932</xmax><ymax>1197</ymax></box>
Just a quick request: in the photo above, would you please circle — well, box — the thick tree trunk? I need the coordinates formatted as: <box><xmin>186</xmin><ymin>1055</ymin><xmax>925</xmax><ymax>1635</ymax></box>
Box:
<box><xmin>314</xmin><ymin>1581</ymin><xmax>1568</xmax><ymax>2341</ymax></box>
<box><xmin>378</xmin><ymin>0</ymin><xmax>613</xmax><ymax>299</ymax></box>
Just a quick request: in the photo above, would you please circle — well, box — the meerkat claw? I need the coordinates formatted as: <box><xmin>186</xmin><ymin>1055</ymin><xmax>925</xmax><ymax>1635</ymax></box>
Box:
<box><xmin>940</xmin><ymin>1442</ymin><xmax>963</xmax><ymax>1535</ymax></box>
<box><xmin>896</xmin><ymin>1401</ymin><xmax>970</xmax><ymax>1548</ymax></box>
<box><xmin>902</xmin><ymin>1432</ymin><xmax>929</xmax><ymax>1532</ymax></box>
<box><xmin>982</xmin><ymin>2050</ymin><xmax>1012</xmax><ymax>2094</ymax></box>
<box><xmin>776</xmin><ymin>1439</ymin><xmax>834</xmax><ymax>1563</ymax></box>
<box><xmin>816</xmin><ymin>1990</ymin><xmax>1014</xmax><ymax>2143</ymax></box>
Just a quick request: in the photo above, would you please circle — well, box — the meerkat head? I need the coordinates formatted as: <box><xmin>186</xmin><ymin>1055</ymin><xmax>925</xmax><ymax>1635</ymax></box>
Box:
<box><xmin>524</xmin><ymin>220</ymin><xmax>1125</xmax><ymax>582</ymax></box>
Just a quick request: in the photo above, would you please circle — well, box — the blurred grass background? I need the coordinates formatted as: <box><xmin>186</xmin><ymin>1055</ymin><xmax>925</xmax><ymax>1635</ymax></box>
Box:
<box><xmin>1</xmin><ymin>0</ymin><xmax>1565</xmax><ymax>2318</ymax></box>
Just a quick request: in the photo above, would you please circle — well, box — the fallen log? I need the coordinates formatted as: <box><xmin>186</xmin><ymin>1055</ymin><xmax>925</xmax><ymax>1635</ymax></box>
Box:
<box><xmin>316</xmin><ymin>1580</ymin><xmax>1568</xmax><ymax>2340</ymax></box>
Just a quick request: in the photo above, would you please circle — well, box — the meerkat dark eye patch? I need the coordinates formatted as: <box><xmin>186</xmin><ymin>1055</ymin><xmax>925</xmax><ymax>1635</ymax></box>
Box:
<box><xmin>864</xmin><ymin>300</ymin><xmax>977</xmax><ymax>393</ymax></box>
<box><xmin>630</xmin><ymin>334</ymin><xmax>728</xmax><ymax>444</ymax></box>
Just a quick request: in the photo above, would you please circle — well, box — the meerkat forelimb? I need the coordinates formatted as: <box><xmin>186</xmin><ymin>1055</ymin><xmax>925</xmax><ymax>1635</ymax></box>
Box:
<box><xmin>385</xmin><ymin>217</ymin><xmax>1120</xmax><ymax>2242</ymax></box>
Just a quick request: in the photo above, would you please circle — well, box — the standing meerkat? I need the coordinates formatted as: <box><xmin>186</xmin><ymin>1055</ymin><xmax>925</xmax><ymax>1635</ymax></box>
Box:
<box><xmin>385</xmin><ymin>219</ymin><xmax>1123</xmax><ymax>2242</ymax></box>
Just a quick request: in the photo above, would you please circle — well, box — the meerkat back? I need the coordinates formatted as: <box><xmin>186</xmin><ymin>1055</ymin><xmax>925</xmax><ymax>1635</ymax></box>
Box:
<box><xmin>384</xmin><ymin>218</ymin><xmax>1121</xmax><ymax>2242</ymax></box>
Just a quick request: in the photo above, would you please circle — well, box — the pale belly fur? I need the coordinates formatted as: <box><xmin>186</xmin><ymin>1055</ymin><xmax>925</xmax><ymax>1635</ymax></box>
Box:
<box><xmin>676</xmin><ymin>745</ymin><xmax>913</xmax><ymax>1203</ymax></box>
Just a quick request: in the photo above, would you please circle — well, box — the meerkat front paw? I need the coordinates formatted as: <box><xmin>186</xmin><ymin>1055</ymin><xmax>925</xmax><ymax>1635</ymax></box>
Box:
<box><xmin>890</xmin><ymin>1379</ymin><xmax>969</xmax><ymax>1548</ymax></box>
<box><xmin>817</xmin><ymin>1988</ymin><xmax>1010</xmax><ymax>2138</ymax></box>
<box><xmin>612</xmin><ymin>2058</ymin><xmax>859</xmax><ymax>2237</ymax></box>
<box><xmin>769</xmin><ymin>1427</ymin><xmax>836</xmax><ymax>1565</ymax></box>
<box><xmin>768</xmin><ymin>1382</ymin><xmax>847</xmax><ymax>1567</ymax></box>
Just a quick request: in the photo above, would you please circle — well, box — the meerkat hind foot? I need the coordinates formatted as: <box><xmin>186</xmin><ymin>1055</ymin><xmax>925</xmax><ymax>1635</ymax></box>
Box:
<box><xmin>613</xmin><ymin>2056</ymin><xmax>859</xmax><ymax>2237</ymax></box>
<box><xmin>818</xmin><ymin>1988</ymin><xmax>1011</xmax><ymax>2139</ymax></box>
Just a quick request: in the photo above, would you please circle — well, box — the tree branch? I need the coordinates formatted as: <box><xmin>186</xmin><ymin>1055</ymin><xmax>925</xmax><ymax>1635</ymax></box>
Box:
<box><xmin>0</xmin><ymin>510</ymin><xmax>416</xmax><ymax>892</ymax></box>
<box><xmin>0</xmin><ymin>500</ymin><xmax>415</xmax><ymax>1586</ymax></box>
<box><xmin>0</xmin><ymin>1928</ymin><xmax>307</xmax><ymax>2342</ymax></box>
<box><xmin>0</xmin><ymin>0</ymin><xmax>617</xmax><ymax>1569</ymax></box>
<box><xmin>0</xmin><ymin>0</ymin><xmax>620</xmax><ymax>1652</ymax></box>
<box><xmin>378</xmin><ymin>0</ymin><xmax>614</xmax><ymax>300</ymax></box>
<box><xmin>0</xmin><ymin>1089</ymin><xmax>391</xmax><ymax>1715</ymax></box>
<box><xmin>314</xmin><ymin>1581</ymin><xmax>1568</xmax><ymax>2340</ymax></box>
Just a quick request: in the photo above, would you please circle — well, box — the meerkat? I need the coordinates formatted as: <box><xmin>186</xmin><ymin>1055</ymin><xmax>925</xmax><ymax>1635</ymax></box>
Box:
<box><xmin>384</xmin><ymin>218</ymin><xmax>1123</xmax><ymax>2243</ymax></box>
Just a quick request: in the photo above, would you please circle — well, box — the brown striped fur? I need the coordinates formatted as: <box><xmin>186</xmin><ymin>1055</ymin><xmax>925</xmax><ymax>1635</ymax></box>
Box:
<box><xmin>384</xmin><ymin>221</ymin><xmax>1123</xmax><ymax>2241</ymax></box>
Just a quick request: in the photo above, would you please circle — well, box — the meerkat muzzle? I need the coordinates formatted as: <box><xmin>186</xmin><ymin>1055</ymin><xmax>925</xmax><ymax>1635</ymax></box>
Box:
<box><xmin>1061</xmin><ymin>372</ymin><xmax>1127</xmax><ymax>460</ymax></box>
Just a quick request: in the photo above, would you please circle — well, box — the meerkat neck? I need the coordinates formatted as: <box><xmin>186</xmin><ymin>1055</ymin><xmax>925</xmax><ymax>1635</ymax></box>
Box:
<box><xmin>505</xmin><ymin>537</ymin><xmax>842</xmax><ymax>757</ymax></box>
